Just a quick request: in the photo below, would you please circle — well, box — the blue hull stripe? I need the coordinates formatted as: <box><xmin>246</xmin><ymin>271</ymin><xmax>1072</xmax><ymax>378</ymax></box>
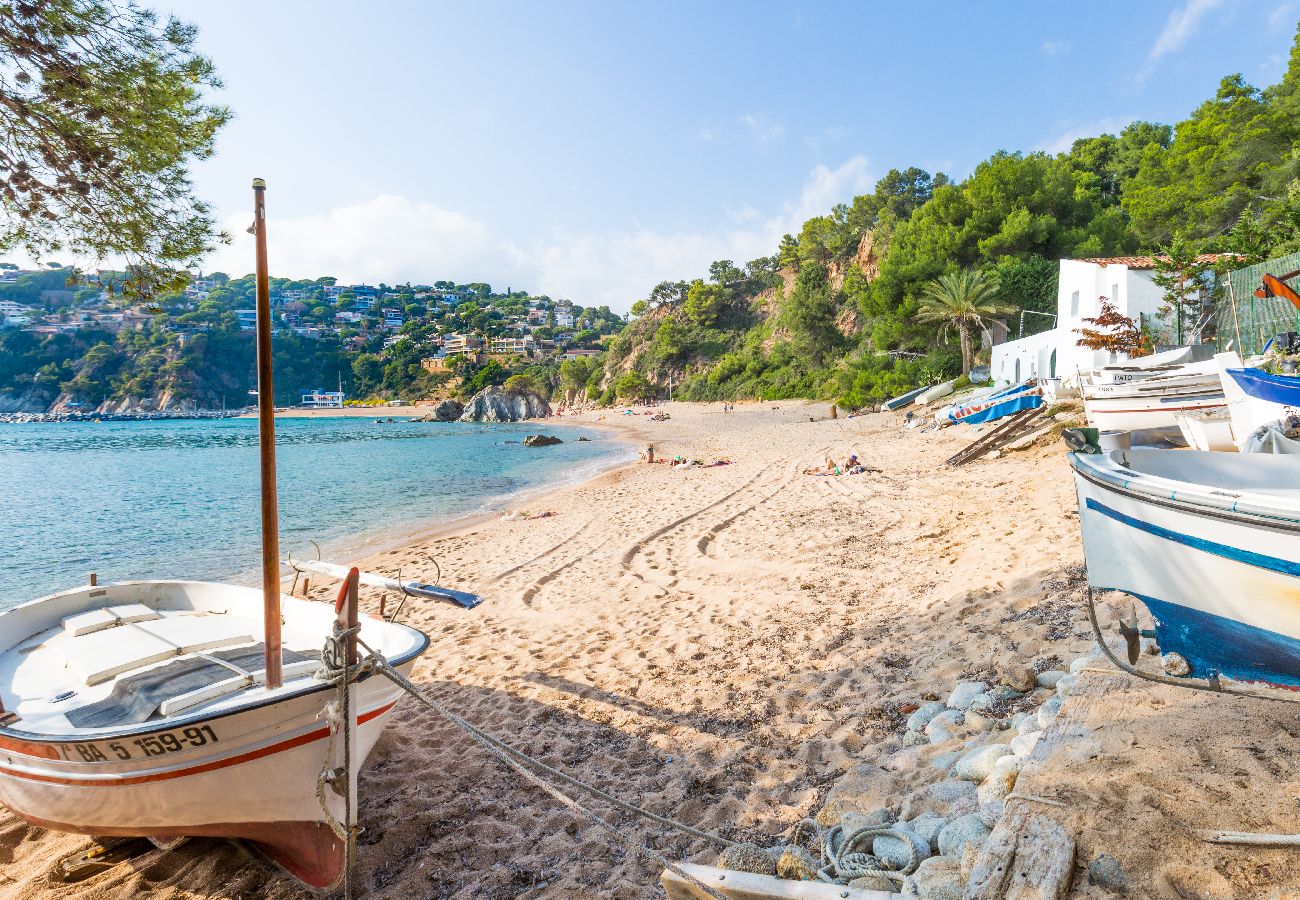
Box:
<box><xmin>1228</xmin><ymin>367</ymin><xmax>1300</xmax><ymax>406</ymax></box>
<box><xmin>1103</xmin><ymin>590</ymin><xmax>1300</xmax><ymax>689</ymax></box>
<box><xmin>1085</xmin><ymin>498</ymin><xmax>1300</xmax><ymax>579</ymax></box>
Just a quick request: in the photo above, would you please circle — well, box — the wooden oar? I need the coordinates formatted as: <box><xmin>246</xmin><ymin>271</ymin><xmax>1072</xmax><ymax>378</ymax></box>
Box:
<box><xmin>289</xmin><ymin>558</ymin><xmax>482</xmax><ymax>609</ymax></box>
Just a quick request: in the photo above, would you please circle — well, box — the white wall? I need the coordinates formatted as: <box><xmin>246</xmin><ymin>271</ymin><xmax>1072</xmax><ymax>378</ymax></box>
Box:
<box><xmin>990</xmin><ymin>330</ymin><xmax>1059</xmax><ymax>386</ymax></box>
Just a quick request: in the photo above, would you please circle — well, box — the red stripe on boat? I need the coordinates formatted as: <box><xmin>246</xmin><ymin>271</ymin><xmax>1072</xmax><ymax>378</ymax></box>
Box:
<box><xmin>0</xmin><ymin>703</ymin><xmax>395</xmax><ymax>785</ymax></box>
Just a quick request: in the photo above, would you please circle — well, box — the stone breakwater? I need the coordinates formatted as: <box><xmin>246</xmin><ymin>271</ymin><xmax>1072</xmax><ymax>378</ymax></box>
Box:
<box><xmin>715</xmin><ymin>652</ymin><xmax>1106</xmax><ymax>898</ymax></box>
<box><xmin>0</xmin><ymin>409</ymin><xmax>240</xmax><ymax>424</ymax></box>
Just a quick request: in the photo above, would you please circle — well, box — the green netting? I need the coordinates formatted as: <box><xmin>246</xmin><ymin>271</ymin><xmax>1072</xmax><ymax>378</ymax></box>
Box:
<box><xmin>1219</xmin><ymin>252</ymin><xmax>1300</xmax><ymax>355</ymax></box>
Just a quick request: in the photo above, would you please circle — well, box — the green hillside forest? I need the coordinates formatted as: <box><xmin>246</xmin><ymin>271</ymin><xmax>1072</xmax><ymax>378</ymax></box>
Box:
<box><xmin>8</xmin><ymin>28</ymin><xmax>1300</xmax><ymax>413</ymax></box>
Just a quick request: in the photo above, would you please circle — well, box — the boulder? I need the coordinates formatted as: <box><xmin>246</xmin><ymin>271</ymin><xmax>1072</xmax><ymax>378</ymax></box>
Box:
<box><xmin>901</xmin><ymin>855</ymin><xmax>964</xmax><ymax>900</ymax></box>
<box><xmin>431</xmin><ymin>398</ymin><xmax>463</xmax><ymax>421</ymax></box>
<box><xmin>900</xmin><ymin>781</ymin><xmax>979</xmax><ymax>821</ymax></box>
<box><xmin>523</xmin><ymin>434</ymin><xmax>563</xmax><ymax>447</ymax></box>
<box><xmin>937</xmin><ymin>813</ymin><xmax>992</xmax><ymax>858</ymax></box>
<box><xmin>946</xmin><ymin>681</ymin><xmax>989</xmax><ymax>710</ymax></box>
<box><xmin>458</xmin><ymin>385</ymin><xmax>552</xmax><ymax>422</ymax></box>
<box><xmin>953</xmin><ymin>745</ymin><xmax>1013</xmax><ymax>782</ymax></box>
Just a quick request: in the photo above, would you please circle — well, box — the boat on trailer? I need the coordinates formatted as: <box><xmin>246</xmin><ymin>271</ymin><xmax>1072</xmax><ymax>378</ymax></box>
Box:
<box><xmin>1070</xmin><ymin>447</ymin><xmax>1300</xmax><ymax>699</ymax></box>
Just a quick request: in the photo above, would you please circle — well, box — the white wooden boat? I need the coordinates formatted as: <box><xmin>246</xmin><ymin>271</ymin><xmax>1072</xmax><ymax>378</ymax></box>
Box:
<box><xmin>0</xmin><ymin>579</ymin><xmax>428</xmax><ymax>887</ymax></box>
<box><xmin>0</xmin><ymin>180</ymin><xmax>466</xmax><ymax>890</ymax></box>
<box><xmin>1175</xmin><ymin>408</ymin><xmax>1237</xmax><ymax>452</ymax></box>
<box><xmin>1071</xmin><ymin>448</ymin><xmax>1300</xmax><ymax>697</ymax></box>
<box><xmin>1082</xmin><ymin>371</ymin><xmax>1225</xmax><ymax>431</ymax></box>
<box><xmin>914</xmin><ymin>379</ymin><xmax>956</xmax><ymax>405</ymax></box>
<box><xmin>1216</xmin><ymin>351</ymin><xmax>1300</xmax><ymax>447</ymax></box>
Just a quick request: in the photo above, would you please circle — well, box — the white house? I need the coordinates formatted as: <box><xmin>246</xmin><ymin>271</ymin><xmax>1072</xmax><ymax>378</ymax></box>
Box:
<box><xmin>988</xmin><ymin>255</ymin><xmax>1230</xmax><ymax>387</ymax></box>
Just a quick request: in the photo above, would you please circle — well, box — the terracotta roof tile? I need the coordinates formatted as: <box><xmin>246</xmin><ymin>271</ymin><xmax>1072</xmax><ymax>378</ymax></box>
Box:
<box><xmin>1077</xmin><ymin>254</ymin><xmax>1242</xmax><ymax>269</ymax></box>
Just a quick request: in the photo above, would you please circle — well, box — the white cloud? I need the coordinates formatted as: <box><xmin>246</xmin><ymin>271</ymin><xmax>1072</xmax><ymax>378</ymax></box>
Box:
<box><xmin>739</xmin><ymin>112</ymin><xmax>786</xmax><ymax>144</ymax></box>
<box><xmin>200</xmin><ymin>158</ymin><xmax>875</xmax><ymax>313</ymax></box>
<box><xmin>1034</xmin><ymin>117</ymin><xmax>1134</xmax><ymax>155</ymax></box>
<box><xmin>697</xmin><ymin>127</ymin><xmax>715</xmax><ymax>142</ymax></box>
<box><xmin>1041</xmin><ymin>39</ymin><xmax>1071</xmax><ymax>56</ymax></box>
<box><xmin>1269</xmin><ymin>1</ymin><xmax>1298</xmax><ymax>32</ymax></box>
<box><xmin>1139</xmin><ymin>0</ymin><xmax>1224</xmax><ymax>82</ymax></box>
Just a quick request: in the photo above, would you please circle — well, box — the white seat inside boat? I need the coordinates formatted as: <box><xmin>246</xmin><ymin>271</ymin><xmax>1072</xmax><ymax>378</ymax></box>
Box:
<box><xmin>57</xmin><ymin>614</ymin><xmax>256</xmax><ymax>686</ymax></box>
<box><xmin>61</xmin><ymin>603</ymin><xmax>161</xmax><ymax>637</ymax></box>
<box><xmin>1116</xmin><ymin>449</ymin><xmax>1300</xmax><ymax>502</ymax></box>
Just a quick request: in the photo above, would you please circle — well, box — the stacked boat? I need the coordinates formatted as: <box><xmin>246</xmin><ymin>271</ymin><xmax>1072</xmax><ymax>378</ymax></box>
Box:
<box><xmin>1081</xmin><ymin>359</ymin><xmax>1225</xmax><ymax>433</ymax></box>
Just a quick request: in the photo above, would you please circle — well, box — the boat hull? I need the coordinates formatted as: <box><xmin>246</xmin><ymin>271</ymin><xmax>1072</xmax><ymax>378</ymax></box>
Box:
<box><xmin>1083</xmin><ymin>389</ymin><xmax>1225</xmax><ymax>432</ymax></box>
<box><xmin>1071</xmin><ymin>454</ymin><xmax>1300</xmax><ymax>690</ymax></box>
<box><xmin>0</xmin><ymin>654</ymin><xmax>418</xmax><ymax>889</ymax></box>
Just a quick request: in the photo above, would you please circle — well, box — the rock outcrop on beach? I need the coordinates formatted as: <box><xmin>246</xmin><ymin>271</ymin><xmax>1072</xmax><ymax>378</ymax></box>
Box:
<box><xmin>458</xmin><ymin>386</ymin><xmax>551</xmax><ymax>422</ymax></box>
<box><xmin>413</xmin><ymin>399</ymin><xmax>464</xmax><ymax>422</ymax></box>
<box><xmin>522</xmin><ymin>434</ymin><xmax>562</xmax><ymax>447</ymax></box>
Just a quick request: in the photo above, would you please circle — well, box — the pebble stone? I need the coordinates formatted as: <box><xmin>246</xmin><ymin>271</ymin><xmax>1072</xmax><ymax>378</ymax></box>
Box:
<box><xmin>902</xmin><ymin>855</ymin><xmax>963</xmax><ymax>899</ymax></box>
<box><xmin>1010</xmin><ymin>730</ymin><xmax>1041</xmax><ymax>756</ymax></box>
<box><xmin>1037</xmin><ymin>696</ymin><xmax>1063</xmax><ymax>729</ymax></box>
<box><xmin>930</xmin><ymin>750</ymin><xmax>962</xmax><ymax>772</ymax></box>
<box><xmin>964</xmin><ymin>710</ymin><xmax>997</xmax><ymax>732</ymax></box>
<box><xmin>1055</xmin><ymin>674</ymin><xmax>1078</xmax><ymax>697</ymax></box>
<box><xmin>776</xmin><ymin>845</ymin><xmax>819</xmax><ymax>881</ymax></box>
<box><xmin>873</xmin><ymin>824</ymin><xmax>932</xmax><ymax>871</ymax></box>
<box><xmin>953</xmin><ymin>744</ymin><xmax>1013</xmax><ymax>782</ymax></box>
<box><xmin>1017</xmin><ymin>714</ymin><xmax>1039</xmax><ymax>735</ymax></box>
<box><xmin>903</xmin><ymin>729</ymin><xmax>928</xmax><ymax>747</ymax></box>
<box><xmin>1088</xmin><ymin>852</ymin><xmax>1132</xmax><ymax>894</ymax></box>
<box><xmin>937</xmin><ymin>813</ymin><xmax>992</xmax><ymax>858</ymax></box>
<box><xmin>850</xmin><ymin>874</ymin><xmax>902</xmax><ymax>892</ymax></box>
<box><xmin>945</xmin><ymin>681</ymin><xmax>989</xmax><ymax>710</ymax></box>
<box><xmin>906</xmin><ymin>700</ymin><xmax>949</xmax><ymax>732</ymax></box>
<box><xmin>995</xmin><ymin>663</ymin><xmax>1038</xmax><ymax>693</ymax></box>
<box><xmin>988</xmin><ymin>685</ymin><xmax>1024</xmax><ymax>702</ymax></box>
<box><xmin>1069</xmin><ymin>654</ymin><xmax>1097</xmax><ymax>674</ymax></box>
<box><xmin>905</xmin><ymin>812</ymin><xmax>950</xmax><ymax>854</ymax></box>
<box><xmin>1162</xmin><ymin>652</ymin><xmax>1191</xmax><ymax>676</ymax></box>
<box><xmin>1035</xmin><ymin>670</ymin><xmax>1067</xmax><ymax>689</ymax></box>
<box><xmin>715</xmin><ymin>843</ymin><xmax>776</xmax><ymax>875</ymax></box>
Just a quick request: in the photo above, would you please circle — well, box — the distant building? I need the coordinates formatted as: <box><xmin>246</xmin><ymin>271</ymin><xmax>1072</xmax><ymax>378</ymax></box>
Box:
<box><xmin>301</xmin><ymin>389</ymin><xmax>344</xmax><ymax>408</ymax></box>
<box><xmin>0</xmin><ymin>299</ymin><xmax>32</xmax><ymax>326</ymax></box>
<box><xmin>441</xmin><ymin>333</ymin><xmax>484</xmax><ymax>356</ymax></box>
<box><xmin>555</xmin><ymin>312</ymin><xmax>575</xmax><ymax>328</ymax></box>
<box><xmin>561</xmin><ymin>348</ymin><xmax>602</xmax><ymax>360</ymax></box>
<box><xmin>234</xmin><ymin>309</ymin><xmax>258</xmax><ymax>330</ymax></box>
<box><xmin>489</xmin><ymin>335</ymin><xmax>536</xmax><ymax>355</ymax></box>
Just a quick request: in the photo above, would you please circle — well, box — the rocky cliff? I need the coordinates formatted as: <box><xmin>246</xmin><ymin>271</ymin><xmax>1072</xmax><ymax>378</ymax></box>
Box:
<box><xmin>458</xmin><ymin>386</ymin><xmax>552</xmax><ymax>422</ymax></box>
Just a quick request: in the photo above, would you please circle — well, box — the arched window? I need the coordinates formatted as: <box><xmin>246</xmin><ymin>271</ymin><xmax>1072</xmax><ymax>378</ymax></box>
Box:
<box><xmin>1049</xmin><ymin>349</ymin><xmax>1057</xmax><ymax>378</ymax></box>
<box><xmin>1014</xmin><ymin>359</ymin><xmax>1021</xmax><ymax>383</ymax></box>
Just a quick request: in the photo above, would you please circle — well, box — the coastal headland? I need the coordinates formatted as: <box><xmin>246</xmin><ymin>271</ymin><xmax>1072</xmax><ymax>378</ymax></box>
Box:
<box><xmin>2</xmin><ymin>401</ymin><xmax>1296</xmax><ymax>898</ymax></box>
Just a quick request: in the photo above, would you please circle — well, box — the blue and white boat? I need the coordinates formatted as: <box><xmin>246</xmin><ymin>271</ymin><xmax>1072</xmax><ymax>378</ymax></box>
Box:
<box><xmin>948</xmin><ymin>381</ymin><xmax>1042</xmax><ymax>425</ymax></box>
<box><xmin>1071</xmin><ymin>448</ymin><xmax>1300</xmax><ymax>698</ymax></box>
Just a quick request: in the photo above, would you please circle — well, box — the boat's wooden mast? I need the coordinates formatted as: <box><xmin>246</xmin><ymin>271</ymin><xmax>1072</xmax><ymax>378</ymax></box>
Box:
<box><xmin>252</xmin><ymin>178</ymin><xmax>283</xmax><ymax>690</ymax></box>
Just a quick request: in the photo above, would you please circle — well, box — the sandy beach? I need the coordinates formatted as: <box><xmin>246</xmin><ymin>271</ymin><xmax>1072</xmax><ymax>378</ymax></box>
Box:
<box><xmin>3</xmin><ymin>401</ymin><xmax>1298</xmax><ymax>899</ymax></box>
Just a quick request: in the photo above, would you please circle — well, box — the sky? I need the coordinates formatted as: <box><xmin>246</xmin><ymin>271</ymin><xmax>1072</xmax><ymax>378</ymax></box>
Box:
<box><xmin>155</xmin><ymin>0</ymin><xmax>1300</xmax><ymax>312</ymax></box>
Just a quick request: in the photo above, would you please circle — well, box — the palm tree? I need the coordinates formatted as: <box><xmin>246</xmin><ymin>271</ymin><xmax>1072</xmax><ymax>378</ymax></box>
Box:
<box><xmin>914</xmin><ymin>270</ymin><xmax>1015</xmax><ymax>376</ymax></box>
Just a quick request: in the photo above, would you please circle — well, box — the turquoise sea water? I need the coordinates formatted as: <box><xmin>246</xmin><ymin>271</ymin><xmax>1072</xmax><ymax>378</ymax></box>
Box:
<box><xmin>0</xmin><ymin>417</ymin><xmax>631</xmax><ymax>609</ymax></box>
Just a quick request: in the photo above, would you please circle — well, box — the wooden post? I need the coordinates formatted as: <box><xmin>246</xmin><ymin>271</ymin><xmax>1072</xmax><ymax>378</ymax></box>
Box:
<box><xmin>88</xmin><ymin>573</ymin><xmax>97</xmax><ymax>587</ymax></box>
<box><xmin>253</xmin><ymin>178</ymin><xmax>283</xmax><ymax>690</ymax></box>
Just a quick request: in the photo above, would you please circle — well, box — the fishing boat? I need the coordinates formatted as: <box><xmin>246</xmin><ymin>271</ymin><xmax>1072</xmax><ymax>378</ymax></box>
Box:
<box><xmin>0</xmin><ymin>180</ymin><xmax>475</xmax><ymax>889</ymax></box>
<box><xmin>1219</xmin><ymin>363</ymin><xmax>1300</xmax><ymax>443</ymax></box>
<box><xmin>1070</xmin><ymin>447</ymin><xmax>1300</xmax><ymax>699</ymax></box>
<box><xmin>948</xmin><ymin>381</ymin><xmax>1042</xmax><ymax>425</ymax></box>
<box><xmin>882</xmin><ymin>384</ymin><xmax>929</xmax><ymax>411</ymax></box>
<box><xmin>0</xmin><ymin>580</ymin><xmax>433</xmax><ymax>887</ymax></box>
<box><xmin>1082</xmin><ymin>370</ymin><xmax>1225</xmax><ymax>432</ymax></box>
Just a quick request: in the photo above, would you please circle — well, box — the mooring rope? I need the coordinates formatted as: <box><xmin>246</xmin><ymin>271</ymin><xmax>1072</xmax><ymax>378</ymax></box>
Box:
<box><xmin>356</xmin><ymin>639</ymin><xmax>731</xmax><ymax>900</ymax></box>
<box><xmin>816</xmin><ymin>819</ymin><xmax>919</xmax><ymax>885</ymax></box>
